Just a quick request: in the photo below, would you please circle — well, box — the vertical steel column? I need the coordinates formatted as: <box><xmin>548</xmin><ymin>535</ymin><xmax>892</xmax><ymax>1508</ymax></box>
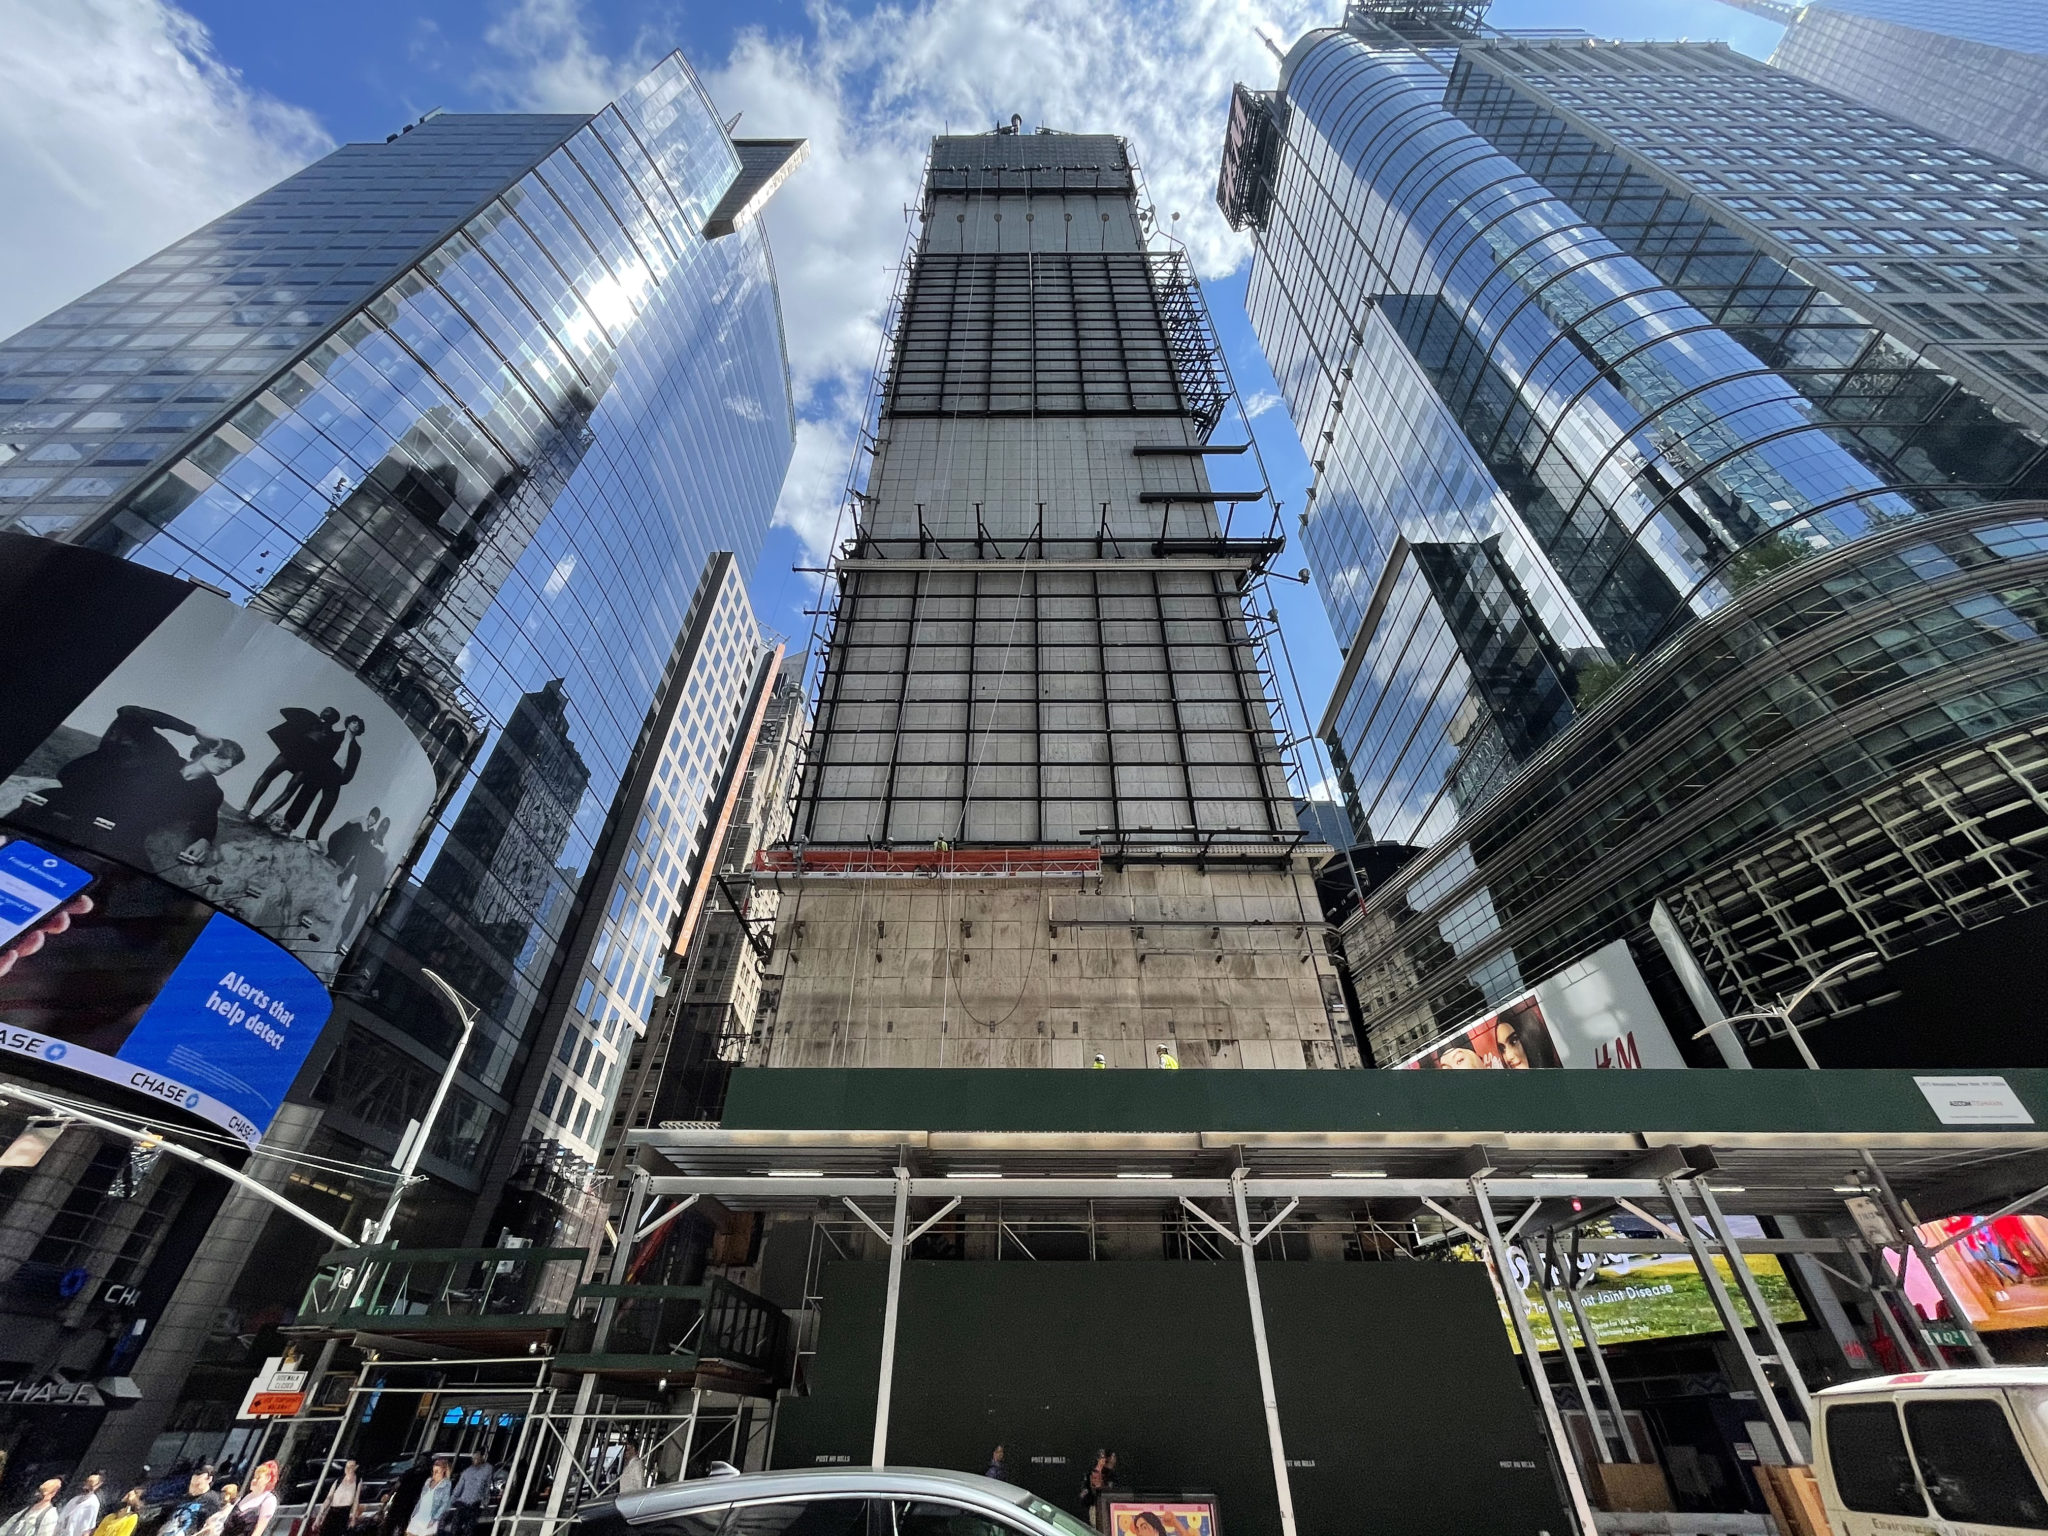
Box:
<box><xmin>1473</xmin><ymin>1181</ymin><xmax>1600</xmax><ymax>1536</ymax></box>
<box><xmin>1860</xmin><ymin>1153</ymin><xmax>1994</xmax><ymax>1367</ymax></box>
<box><xmin>488</xmin><ymin>1378</ymin><xmax>545</xmax><ymax>1536</ymax></box>
<box><xmin>870</xmin><ymin>1167</ymin><xmax>911</xmax><ymax>1468</ymax></box>
<box><xmin>544</xmin><ymin>1171</ymin><xmax>652</xmax><ymax>1533</ymax></box>
<box><xmin>1840</xmin><ymin>1240</ymin><xmax>1929</xmax><ymax>1370</ymax></box>
<box><xmin>1563</xmin><ymin>1270</ymin><xmax>1643</xmax><ymax>1462</ymax></box>
<box><xmin>1523</xmin><ymin>1240</ymin><xmax>1612</xmax><ymax>1462</ymax></box>
<box><xmin>1693</xmin><ymin>1181</ymin><xmax>1816</xmax><ymax>1425</ymax></box>
<box><xmin>1230</xmin><ymin>1172</ymin><xmax>1299</xmax><ymax>1536</ymax></box>
<box><xmin>679</xmin><ymin>1387</ymin><xmax>704</xmax><ymax>1479</ymax></box>
<box><xmin>1664</xmin><ymin>1179</ymin><xmax>1806</xmax><ymax>1466</ymax></box>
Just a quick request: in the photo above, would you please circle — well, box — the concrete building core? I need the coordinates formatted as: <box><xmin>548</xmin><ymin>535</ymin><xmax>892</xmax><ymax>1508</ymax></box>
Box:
<box><xmin>757</xmin><ymin>128</ymin><xmax>1352</xmax><ymax>1070</ymax></box>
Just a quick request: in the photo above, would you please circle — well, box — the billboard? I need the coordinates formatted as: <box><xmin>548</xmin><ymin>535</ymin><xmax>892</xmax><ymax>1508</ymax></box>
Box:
<box><xmin>0</xmin><ymin>830</ymin><xmax>330</xmax><ymax>1143</ymax></box>
<box><xmin>1107</xmin><ymin>1502</ymin><xmax>1218</xmax><ymax>1536</ymax></box>
<box><xmin>1904</xmin><ymin>1213</ymin><xmax>2048</xmax><ymax>1331</ymax></box>
<box><xmin>1473</xmin><ymin>1214</ymin><xmax>1806</xmax><ymax>1352</ymax></box>
<box><xmin>1396</xmin><ymin>939</ymin><xmax>1686</xmax><ymax>1071</ymax></box>
<box><xmin>0</xmin><ymin>534</ymin><xmax>438</xmax><ymax>979</ymax></box>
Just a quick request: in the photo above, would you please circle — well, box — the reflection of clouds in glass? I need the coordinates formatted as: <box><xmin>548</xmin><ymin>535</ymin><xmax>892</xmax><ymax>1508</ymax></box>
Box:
<box><xmin>725</xmin><ymin>394</ymin><xmax>767</xmax><ymax>422</ymax></box>
<box><xmin>543</xmin><ymin>552</ymin><xmax>576</xmax><ymax>597</ymax></box>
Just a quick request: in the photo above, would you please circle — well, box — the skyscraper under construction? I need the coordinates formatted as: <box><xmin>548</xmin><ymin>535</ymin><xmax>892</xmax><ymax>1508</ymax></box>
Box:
<box><xmin>757</xmin><ymin>127</ymin><xmax>1352</xmax><ymax>1070</ymax></box>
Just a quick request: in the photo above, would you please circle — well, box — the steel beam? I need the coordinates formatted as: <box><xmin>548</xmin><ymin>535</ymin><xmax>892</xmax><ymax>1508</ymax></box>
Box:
<box><xmin>1231</xmin><ymin>1173</ymin><xmax>1299</xmax><ymax>1536</ymax></box>
<box><xmin>640</xmin><ymin>1175</ymin><xmax>1680</xmax><ymax>1201</ymax></box>
<box><xmin>1694</xmin><ymin>1181</ymin><xmax>1815</xmax><ymax>1425</ymax></box>
<box><xmin>871</xmin><ymin>1168</ymin><xmax>911</xmax><ymax>1467</ymax></box>
<box><xmin>1664</xmin><ymin>1179</ymin><xmax>1806</xmax><ymax>1466</ymax></box>
<box><xmin>1475</xmin><ymin>1181</ymin><xmax>1600</xmax><ymax>1536</ymax></box>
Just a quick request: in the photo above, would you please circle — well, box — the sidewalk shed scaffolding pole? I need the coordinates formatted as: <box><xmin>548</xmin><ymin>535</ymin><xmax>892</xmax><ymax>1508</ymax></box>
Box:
<box><xmin>1692</xmin><ymin>1179</ymin><xmax>1816</xmax><ymax>1426</ymax></box>
<box><xmin>1523</xmin><ymin>1239</ymin><xmax>1614</xmax><ymax>1463</ymax></box>
<box><xmin>1859</xmin><ymin>1151</ymin><xmax>1995</xmax><ymax>1367</ymax></box>
<box><xmin>1472</xmin><ymin>1181</ymin><xmax>1601</xmax><ymax>1536</ymax></box>
<box><xmin>1663</xmin><ymin>1179</ymin><xmax>1807</xmax><ymax>1465</ymax></box>
<box><xmin>542</xmin><ymin>1172</ymin><xmax>661</xmax><ymax>1534</ymax></box>
<box><xmin>841</xmin><ymin>1171</ymin><xmax>957</xmax><ymax>1467</ymax></box>
<box><xmin>1558</xmin><ymin>1246</ymin><xmax>1644</xmax><ymax>1463</ymax></box>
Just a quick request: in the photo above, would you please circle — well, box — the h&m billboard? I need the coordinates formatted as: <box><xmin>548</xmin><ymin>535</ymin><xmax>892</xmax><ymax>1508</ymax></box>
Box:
<box><xmin>1394</xmin><ymin>938</ymin><xmax>1686</xmax><ymax>1071</ymax></box>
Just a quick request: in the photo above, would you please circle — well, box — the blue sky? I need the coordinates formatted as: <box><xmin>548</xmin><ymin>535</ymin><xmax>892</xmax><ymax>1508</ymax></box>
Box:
<box><xmin>0</xmin><ymin>0</ymin><xmax>1781</xmax><ymax>791</ymax></box>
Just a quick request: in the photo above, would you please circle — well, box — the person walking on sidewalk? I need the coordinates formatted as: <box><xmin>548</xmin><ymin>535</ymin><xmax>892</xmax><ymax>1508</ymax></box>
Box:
<box><xmin>318</xmin><ymin>1464</ymin><xmax>361</xmax><ymax>1536</ymax></box>
<box><xmin>89</xmin><ymin>1493</ymin><xmax>142</xmax><ymax>1536</ymax></box>
<box><xmin>217</xmin><ymin>1463</ymin><xmax>278</xmax><ymax>1536</ymax></box>
<box><xmin>59</xmin><ymin>1477</ymin><xmax>103</xmax><ymax>1536</ymax></box>
<box><xmin>445</xmin><ymin>1455</ymin><xmax>491</xmax><ymax>1536</ymax></box>
<box><xmin>2</xmin><ymin>1482</ymin><xmax>65</xmax><ymax>1536</ymax></box>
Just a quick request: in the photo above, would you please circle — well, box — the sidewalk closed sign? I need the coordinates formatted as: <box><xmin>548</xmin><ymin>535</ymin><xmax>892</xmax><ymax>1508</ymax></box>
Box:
<box><xmin>237</xmin><ymin>1357</ymin><xmax>307</xmax><ymax>1418</ymax></box>
<box><xmin>1916</xmin><ymin>1076</ymin><xmax>2035</xmax><ymax>1126</ymax></box>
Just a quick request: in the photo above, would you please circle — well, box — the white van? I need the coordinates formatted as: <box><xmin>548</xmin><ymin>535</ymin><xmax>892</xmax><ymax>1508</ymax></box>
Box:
<box><xmin>1813</xmin><ymin>1370</ymin><xmax>2048</xmax><ymax>1536</ymax></box>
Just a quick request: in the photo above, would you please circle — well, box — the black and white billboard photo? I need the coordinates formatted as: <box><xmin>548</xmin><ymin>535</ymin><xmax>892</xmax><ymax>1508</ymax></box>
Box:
<box><xmin>0</xmin><ymin>542</ymin><xmax>438</xmax><ymax>978</ymax></box>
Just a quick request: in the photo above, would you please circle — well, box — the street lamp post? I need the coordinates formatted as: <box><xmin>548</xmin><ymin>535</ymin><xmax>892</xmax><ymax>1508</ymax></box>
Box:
<box><xmin>1691</xmin><ymin>951</ymin><xmax>1877</xmax><ymax>1070</ymax></box>
<box><xmin>275</xmin><ymin>969</ymin><xmax>481</xmax><ymax>1478</ymax></box>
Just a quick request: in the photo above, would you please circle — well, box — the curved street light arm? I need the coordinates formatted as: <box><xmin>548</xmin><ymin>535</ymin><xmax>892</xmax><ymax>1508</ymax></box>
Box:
<box><xmin>1782</xmin><ymin>950</ymin><xmax>1881</xmax><ymax>1022</ymax></box>
<box><xmin>0</xmin><ymin>1081</ymin><xmax>356</xmax><ymax>1250</ymax></box>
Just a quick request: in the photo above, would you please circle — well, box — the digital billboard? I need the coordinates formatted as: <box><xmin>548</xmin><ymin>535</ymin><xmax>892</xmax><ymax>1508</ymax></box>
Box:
<box><xmin>1107</xmin><ymin>1501</ymin><xmax>1218</xmax><ymax>1536</ymax></box>
<box><xmin>0</xmin><ymin>533</ymin><xmax>440</xmax><ymax>979</ymax></box>
<box><xmin>0</xmin><ymin>830</ymin><xmax>330</xmax><ymax>1143</ymax></box>
<box><xmin>1905</xmin><ymin>1212</ymin><xmax>2048</xmax><ymax>1332</ymax></box>
<box><xmin>1397</xmin><ymin>940</ymin><xmax>1687</xmax><ymax>1071</ymax></box>
<box><xmin>1470</xmin><ymin>1215</ymin><xmax>1806</xmax><ymax>1352</ymax></box>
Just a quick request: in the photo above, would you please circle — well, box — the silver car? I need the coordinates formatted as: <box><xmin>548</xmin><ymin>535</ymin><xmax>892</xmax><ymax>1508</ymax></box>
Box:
<box><xmin>580</xmin><ymin>1468</ymin><xmax>1101</xmax><ymax>1536</ymax></box>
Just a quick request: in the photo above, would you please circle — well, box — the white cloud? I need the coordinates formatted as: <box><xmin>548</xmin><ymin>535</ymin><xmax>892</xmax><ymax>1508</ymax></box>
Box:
<box><xmin>479</xmin><ymin>0</ymin><xmax>1322</xmax><ymax>560</ymax></box>
<box><xmin>0</xmin><ymin>0</ymin><xmax>330</xmax><ymax>339</ymax></box>
<box><xmin>1244</xmin><ymin>388</ymin><xmax>1283</xmax><ymax>419</ymax></box>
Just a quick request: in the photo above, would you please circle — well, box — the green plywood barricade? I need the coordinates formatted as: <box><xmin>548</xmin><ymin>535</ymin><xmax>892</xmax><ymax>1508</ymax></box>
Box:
<box><xmin>771</xmin><ymin>1260</ymin><xmax>1567</xmax><ymax>1536</ymax></box>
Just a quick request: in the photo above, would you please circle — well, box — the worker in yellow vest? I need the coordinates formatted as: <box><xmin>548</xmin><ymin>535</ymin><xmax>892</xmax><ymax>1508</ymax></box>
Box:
<box><xmin>1155</xmin><ymin>1044</ymin><xmax>1180</xmax><ymax>1070</ymax></box>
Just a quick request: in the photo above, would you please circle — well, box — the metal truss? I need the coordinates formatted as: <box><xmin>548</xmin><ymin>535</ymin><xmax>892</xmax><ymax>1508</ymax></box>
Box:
<box><xmin>1669</xmin><ymin>720</ymin><xmax>2048</xmax><ymax>1031</ymax></box>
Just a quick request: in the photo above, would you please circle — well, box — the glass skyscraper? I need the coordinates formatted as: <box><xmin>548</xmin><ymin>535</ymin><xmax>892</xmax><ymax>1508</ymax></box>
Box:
<box><xmin>0</xmin><ymin>52</ymin><xmax>801</xmax><ymax>1475</ymax></box>
<box><xmin>1223</xmin><ymin>5</ymin><xmax>2048</xmax><ymax>1068</ymax></box>
<box><xmin>1740</xmin><ymin>2</ymin><xmax>2048</xmax><ymax>177</ymax></box>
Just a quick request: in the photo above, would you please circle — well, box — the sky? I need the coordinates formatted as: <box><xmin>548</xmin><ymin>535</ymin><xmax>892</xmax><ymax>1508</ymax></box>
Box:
<box><xmin>0</xmin><ymin>0</ymin><xmax>1783</xmax><ymax>795</ymax></box>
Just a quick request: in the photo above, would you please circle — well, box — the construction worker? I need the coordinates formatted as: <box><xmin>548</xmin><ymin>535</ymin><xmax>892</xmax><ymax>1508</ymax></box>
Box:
<box><xmin>1091</xmin><ymin>1053</ymin><xmax>1108</xmax><ymax>1069</ymax></box>
<box><xmin>1155</xmin><ymin>1044</ymin><xmax>1180</xmax><ymax>1070</ymax></box>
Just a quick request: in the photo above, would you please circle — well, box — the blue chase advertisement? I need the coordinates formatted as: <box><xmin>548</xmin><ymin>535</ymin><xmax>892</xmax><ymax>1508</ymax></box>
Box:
<box><xmin>0</xmin><ymin>830</ymin><xmax>331</xmax><ymax>1145</ymax></box>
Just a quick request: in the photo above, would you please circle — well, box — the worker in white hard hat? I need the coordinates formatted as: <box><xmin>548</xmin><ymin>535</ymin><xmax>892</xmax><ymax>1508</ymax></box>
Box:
<box><xmin>1155</xmin><ymin>1043</ymin><xmax>1180</xmax><ymax>1070</ymax></box>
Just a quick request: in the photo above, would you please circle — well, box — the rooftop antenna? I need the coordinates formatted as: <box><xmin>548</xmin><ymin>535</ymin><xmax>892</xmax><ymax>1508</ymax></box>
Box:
<box><xmin>725</xmin><ymin>111</ymin><xmax>743</xmax><ymax>132</ymax></box>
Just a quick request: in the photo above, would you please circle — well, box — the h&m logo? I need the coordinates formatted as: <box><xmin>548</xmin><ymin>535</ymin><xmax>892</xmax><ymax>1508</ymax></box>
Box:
<box><xmin>1593</xmin><ymin>1031</ymin><xmax>1642</xmax><ymax>1070</ymax></box>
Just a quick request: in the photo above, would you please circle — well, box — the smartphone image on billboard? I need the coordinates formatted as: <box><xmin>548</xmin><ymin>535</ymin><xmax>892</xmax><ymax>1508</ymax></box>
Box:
<box><xmin>0</xmin><ymin>835</ymin><xmax>94</xmax><ymax>950</ymax></box>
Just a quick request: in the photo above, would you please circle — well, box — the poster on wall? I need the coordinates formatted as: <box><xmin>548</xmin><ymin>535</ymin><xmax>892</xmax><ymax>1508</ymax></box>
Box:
<box><xmin>1471</xmin><ymin>1214</ymin><xmax>1806</xmax><ymax>1352</ymax></box>
<box><xmin>0</xmin><ymin>538</ymin><xmax>438</xmax><ymax>980</ymax></box>
<box><xmin>1105</xmin><ymin>1501</ymin><xmax>1219</xmax><ymax>1536</ymax></box>
<box><xmin>0</xmin><ymin>830</ymin><xmax>331</xmax><ymax>1144</ymax></box>
<box><xmin>1396</xmin><ymin>939</ymin><xmax>1686</xmax><ymax>1070</ymax></box>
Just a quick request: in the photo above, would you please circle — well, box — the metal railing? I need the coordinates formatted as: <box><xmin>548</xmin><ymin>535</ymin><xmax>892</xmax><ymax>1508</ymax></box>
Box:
<box><xmin>297</xmin><ymin>1246</ymin><xmax>589</xmax><ymax>1328</ymax></box>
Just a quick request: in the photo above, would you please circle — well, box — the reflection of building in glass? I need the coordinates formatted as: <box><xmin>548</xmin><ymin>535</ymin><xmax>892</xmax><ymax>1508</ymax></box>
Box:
<box><xmin>762</xmin><ymin>128</ymin><xmax>1350</xmax><ymax>1071</ymax></box>
<box><xmin>1226</xmin><ymin>8</ymin><xmax>2048</xmax><ymax>1068</ymax></box>
<box><xmin>602</xmin><ymin>651</ymin><xmax>807</xmax><ymax>1161</ymax></box>
<box><xmin>420</xmin><ymin>677</ymin><xmax>591</xmax><ymax>993</ymax></box>
<box><xmin>482</xmin><ymin>554</ymin><xmax>776</xmax><ymax>1247</ymax></box>
<box><xmin>1725</xmin><ymin>0</ymin><xmax>2048</xmax><ymax>177</ymax></box>
<box><xmin>0</xmin><ymin>55</ymin><xmax>801</xmax><ymax>1477</ymax></box>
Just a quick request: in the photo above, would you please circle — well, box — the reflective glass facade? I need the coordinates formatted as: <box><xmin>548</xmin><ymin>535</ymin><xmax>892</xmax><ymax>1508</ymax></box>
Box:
<box><xmin>0</xmin><ymin>55</ymin><xmax>798</xmax><ymax>1193</ymax></box>
<box><xmin>1770</xmin><ymin>4</ymin><xmax>2048</xmax><ymax>179</ymax></box>
<box><xmin>1227</xmin><ymin>21</ymin><xmax>2048</xmax><ymax>1064</ymax></box>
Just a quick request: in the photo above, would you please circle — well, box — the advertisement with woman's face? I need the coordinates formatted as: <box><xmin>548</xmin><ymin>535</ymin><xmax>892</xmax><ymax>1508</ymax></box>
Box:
<box><xmin>1399</xmin><ymin>997</ymin><xmax>1560</xmax><ymax>1071</ymax></box>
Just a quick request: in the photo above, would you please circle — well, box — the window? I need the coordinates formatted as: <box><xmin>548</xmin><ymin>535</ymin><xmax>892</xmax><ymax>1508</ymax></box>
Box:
<box><xmin>724</xmin><ymin>1501</ymin><xmax>870</xmax><ymax>1536</ymax></box>
<box><xmin>1825</xmin><ymin>1402</ymin><xmax>1925</xmax><ymax>1517</ymax></box>
<box><xmin>885</xmin><ymin>1503</ymin><xmax>1017</xmax><ymax>1536</ymax></box>
<box><xmin>1906</xmin><ymin>1398</ymin><xmax>2048</xmax><ymax>1528</ymax></box>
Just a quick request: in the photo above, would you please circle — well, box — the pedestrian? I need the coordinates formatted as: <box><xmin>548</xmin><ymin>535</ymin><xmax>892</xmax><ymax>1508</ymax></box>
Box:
<box><xmin>1</xmin><ymin>1481</ymin><xmax>64</xmax><ymax>1536</ymax></box>
<box><xmin>153</xmin><ymin>1470</ymin><xmax>220</xmax><ymax>1536</ymax></box>
<box><xmin>983</xmin><ymin>1446</ymin><xmax>1007</xmax><ymax>1483</ymax></box>
<box><xmin>1078</xmin><ymin>1453</ymin><xmax>1108</xmax><ymax>1529</ymax></box>
<box><xmin>59</xmin><ymin>1476</ymin><xmax>104</xmax><ymax>1536</ymax></box>
<box><xmin>615</xmin><ymin>1446</ymin><xmax>645</xmax><ymax>1497</ymax></box>
<box><xmin>446</xmin><ymin>1454</ymin><xmax>491</xmax><ymax>1536</ymax></box>
<box><xmin>318</xmin><ymin>1463</ymin><xmax>361</xmax><ymax>1536</ymax></box>
<box><xmin>89</xmin><ymin>1493</ymin><xmax>142</xmax><ymax>1536</ymax></box>
<box><xmin>216</xmin><ymin>1465</ymin><xmax>277</xmax><ymax>1536</ymax></box>
<box><xmin>378</xmin><ymin>1462</ymin><xmax>428</xmax><ymax>1536</ymax></box>
<box><xmin>403</xmin><ymin>1460</ymin><xmax>451</xmax><ymax>1536</ymax></box>
<box><xmin>196</xmin><ymin>1486</ymin><xmax>235</xmax><ymax>1536</ymax></box>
